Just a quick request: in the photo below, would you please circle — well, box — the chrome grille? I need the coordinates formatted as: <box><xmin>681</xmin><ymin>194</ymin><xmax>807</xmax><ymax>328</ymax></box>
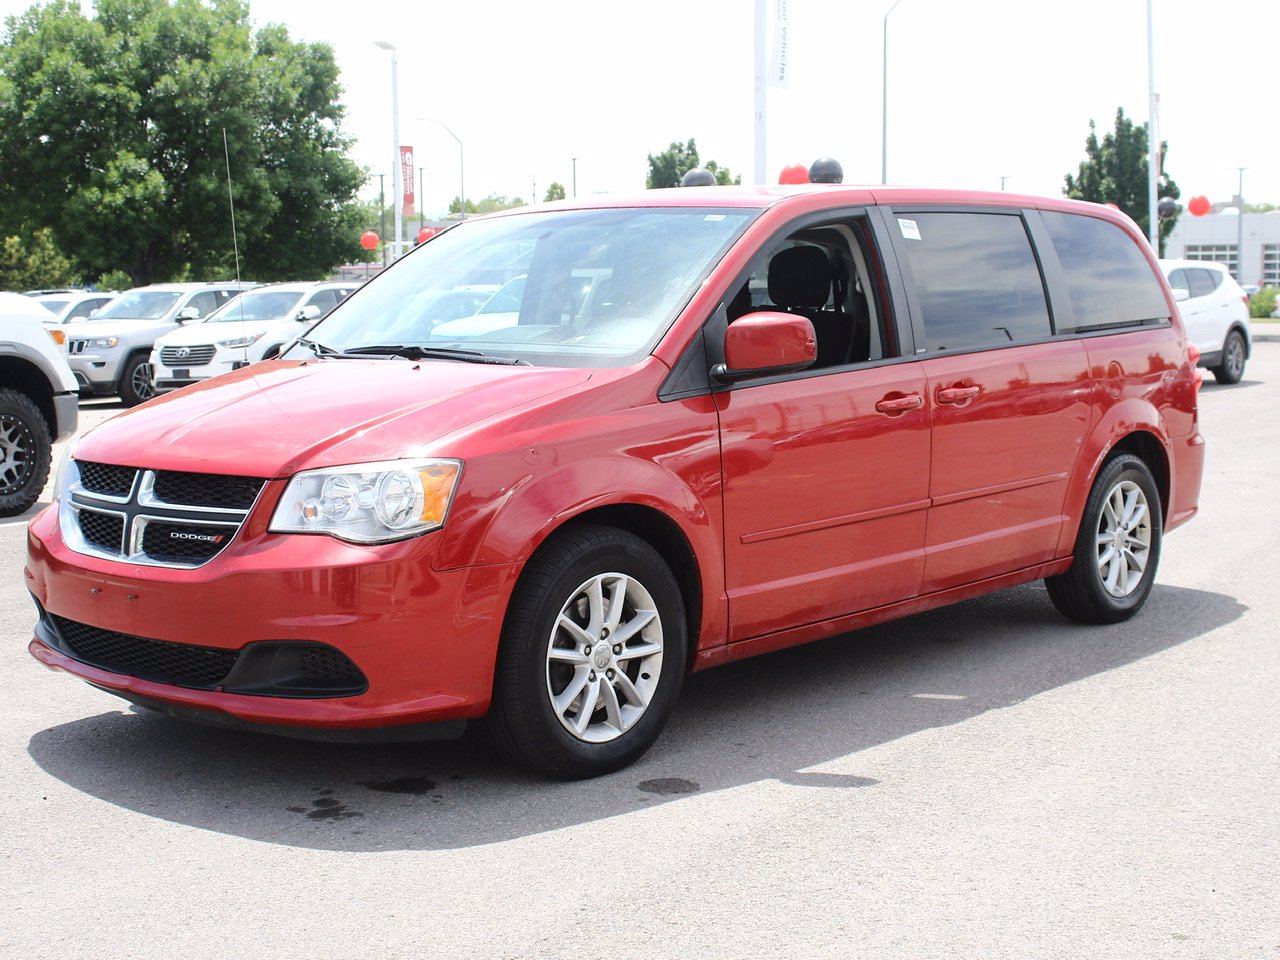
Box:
<box><xmin>159</xmin><ymin>345</ymin><xmax>217</xmax><ymax>366</ymax></box>
<box><xmin>67</xmin><ymin>339</ymin><xmax>88</xmax><ymax>355</ymax></box>
<box><xmin>60</xmin><ymin>460</ymin><xmax>267</xmax><ymax>569</ymax></box>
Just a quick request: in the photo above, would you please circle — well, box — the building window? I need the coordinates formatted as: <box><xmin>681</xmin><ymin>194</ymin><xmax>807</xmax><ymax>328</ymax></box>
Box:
<box><xmin>1263</xmin><ymin>245</ymin><xmax>1280</xmax><ymax>288</ymax></box>
<box><xmin>1184</xmin><ymin>244</ymin><xmax>1237</xmax><ymax>278</ymax></box>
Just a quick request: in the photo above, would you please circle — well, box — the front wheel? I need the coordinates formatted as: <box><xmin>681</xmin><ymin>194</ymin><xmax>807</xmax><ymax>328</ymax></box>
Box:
<box><xmin>1211</xmin><ymin>328</ymin><xmax>1246</xmax><ymax>385</ymax></box>
<box><xmin>118</xmin><ymin>352</ymin><xmax>156</xmax><ymax>406</ymax></box>
<box><xmin>0</xmin><ymin>387</ymin><xmax>52</xmax><ymax>517</ymax></box>
<box><xmin>1046</xmin><ymin>453</ymin><xmax>1162</xmax><ymax>624</ymax></box>
<box><xmin>488</xmin><ymin>524</ymin><xmax>686</xmax><ymax>779</ymax></box>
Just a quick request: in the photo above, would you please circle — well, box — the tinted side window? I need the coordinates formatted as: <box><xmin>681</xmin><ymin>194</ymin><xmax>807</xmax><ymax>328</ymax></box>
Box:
<box><xmin>1042</xmin><ymin>211</ymin><xmax>1169</xmax><ymax>332</ymax></box>
<box><xmin>896</xmin><ymin>212</ymin><xmax>1050</xmax><ymax>352</ymax></box>
<box><xmin>1188</xmin><ymin>268</ymin><xmax>1219</xmax><ymax>298</ymax></box>
<box><xmin>1167</xmin><ymin>268</ymin><xmax>1189</xmax><ymax>297</ymax></box>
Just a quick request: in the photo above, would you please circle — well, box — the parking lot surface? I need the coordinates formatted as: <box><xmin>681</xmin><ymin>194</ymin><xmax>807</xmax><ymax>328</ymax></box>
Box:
<box><xmin>2</xmin><ymin>343</ymin><xmax>1277</xmax><ymax>959</ymax></box>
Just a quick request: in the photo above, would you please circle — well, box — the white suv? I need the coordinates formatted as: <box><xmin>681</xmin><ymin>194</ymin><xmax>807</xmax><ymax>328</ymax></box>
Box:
<box><xmin>1161</xmin><ymin>259</ymin><xmax>1252</xmax><ymax>384</ymax></box>
<box><xmin>1</xmin><ymin>296</ymin><xmax>79</xmax><ymax>516</ymax></box>
<box><xmin>150</xmin><ymin>281</ymin><xmax>359</xmax><ymax>394</ymax></box>
<box><xmin>66</xmin><ymin>281</ymin><xmax>257</xmax><ymax>405</ymax></box>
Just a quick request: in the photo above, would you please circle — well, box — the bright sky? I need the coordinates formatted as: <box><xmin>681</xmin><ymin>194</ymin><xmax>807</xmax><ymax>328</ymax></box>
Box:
<box><xmin>4</xmin><ymin>0</ymin><xmax>1278</xmax><ymax>219</ymax></box>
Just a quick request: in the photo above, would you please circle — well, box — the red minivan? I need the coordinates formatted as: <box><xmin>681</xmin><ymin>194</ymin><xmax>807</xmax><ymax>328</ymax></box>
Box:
<box><xmin>25</xmin><ymin>186</ymin><xmax>1204</xmax><ymax>778</ymax></box>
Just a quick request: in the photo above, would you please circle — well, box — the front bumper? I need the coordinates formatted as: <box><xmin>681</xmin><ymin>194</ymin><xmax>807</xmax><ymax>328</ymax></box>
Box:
<box><xmin>25</xmin><ymin>504</ymin><xmax>520</xmax><ymax>735</ymax></box>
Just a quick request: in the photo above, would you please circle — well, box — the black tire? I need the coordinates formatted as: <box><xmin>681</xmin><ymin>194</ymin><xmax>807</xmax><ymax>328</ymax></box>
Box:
<box><xmin>488</xmin><ymin>524</ymin><xmax>686</xmax><ymax>780</ymax></box>
<box><xmin>0</xmin><ymin>387</ymin><xmax>53</xmax><ymax>518</ymax></box>
<box><xmin>118</xmin><ymin>352</ymin><xmax>156</xmax><ymax>406</ymax></box>
<box><xmin>1211</xmin><ymin>328</ymin><xmax>1246</xmax><ymax>385</ymax></box>
<box><xmin>1046</xmin><ymin>454</ymin><xmax>1162</xmax><ymax>624</ymax></box>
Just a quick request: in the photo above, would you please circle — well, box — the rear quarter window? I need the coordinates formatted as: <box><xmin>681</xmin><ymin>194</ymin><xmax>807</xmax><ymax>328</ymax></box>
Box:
<box><xmin>1041</xmin><ymin>211</ymin><xmax>1169</xmax><ymax>332</ymax></box>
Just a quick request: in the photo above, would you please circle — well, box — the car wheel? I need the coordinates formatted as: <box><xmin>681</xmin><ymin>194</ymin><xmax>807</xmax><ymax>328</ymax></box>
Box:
<box><xmin>0</xmin><ymin>387</ymin><xmax>52</xmax><ymax>518</ymax></box>
<box><xmin>118</xmin><ymin>352</ymin><xmax>156</xmax><ymax>406</ymax></box>
<box><xmin>488</xmin><ymin>524</ymin><xmax>686</xmax><ymax>779</ymax></box>
<box><xmin>1211</xmin><ymin>329</ymin><xmax>1246</xmax><ymax>385</ymax></box>
<box><xmin>1046</xmin><ymin>453</ymin><xmax>1162</xmax><ymax>624</ymax></box>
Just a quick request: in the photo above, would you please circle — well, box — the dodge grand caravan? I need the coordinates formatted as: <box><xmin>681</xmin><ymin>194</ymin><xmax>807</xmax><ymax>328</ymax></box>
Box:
<box><xmin>26</xmin><ymin>186</ymin><xmax>1204</xmax><ymax>779</ymax></box>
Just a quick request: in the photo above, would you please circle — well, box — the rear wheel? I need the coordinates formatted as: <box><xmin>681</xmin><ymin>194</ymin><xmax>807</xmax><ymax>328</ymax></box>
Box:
<box><xmin>1211</xmin><ymin>328</ymin><xmax>1246</xmax><ymax>384</ymax></box>
<box><xmin>1046</xmin><ymin>453</ymin><xmax>1162</xmax><ymax>624</ymax></box>
<box><xmin>488</xmin><ymin>524</ymin><xmax>686</xmax><ymax>779</ymax></box>
<box><xmin>118</xmin><ymin>352</ymin><xmax>156</xmax><ymax>406</ymax></box>
<box><xmin>0</xmin><ymin>387</ymin><xmax>52</xmax><ymax>518</ymax></box>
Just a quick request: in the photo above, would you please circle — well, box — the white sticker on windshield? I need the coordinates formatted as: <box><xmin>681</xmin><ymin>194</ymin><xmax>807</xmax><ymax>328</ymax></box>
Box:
<box><xmin>704</xmin><ymin>215</ymin><xmax>727</xmax><ymax>221</ymax></box>
<box><xmin>898</xmin><ymin>218</ymin><xmax>921</xmax><ymax>240</ymax></box>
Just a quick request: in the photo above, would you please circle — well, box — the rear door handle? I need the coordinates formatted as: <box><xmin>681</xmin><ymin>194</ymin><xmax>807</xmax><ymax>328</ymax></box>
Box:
<box><xmin>875</xmin><ymin>393</ymin><xmax>925</xmax><ymax>414</ymax></box>
<box><xmin>936</xmin><ymin>385</ymin><xmax>981</xmax><ymax>404</ymax></box>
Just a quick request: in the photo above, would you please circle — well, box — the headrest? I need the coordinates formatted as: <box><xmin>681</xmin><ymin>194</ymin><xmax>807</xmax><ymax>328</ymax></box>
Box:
<box><xmin>768</xmin><ymin>246</ymin><xmax>830</xmax><ymax>309</ymax></box>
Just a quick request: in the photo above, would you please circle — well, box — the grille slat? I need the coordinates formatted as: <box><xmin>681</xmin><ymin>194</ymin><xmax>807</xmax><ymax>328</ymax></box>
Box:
<box><xmin>52</xmin><ymin>615</ymin><xmax>237</xmax><ymax>688</ymax></box>
<box><xmin>64</xmin><ymin>461</ymin><xmax>267</xmax><ymax>569</ymax></box>
<box><xmin>159</xmin><ymin>345</ymin><xmax>217</xmax><ymax>366</ymax></box>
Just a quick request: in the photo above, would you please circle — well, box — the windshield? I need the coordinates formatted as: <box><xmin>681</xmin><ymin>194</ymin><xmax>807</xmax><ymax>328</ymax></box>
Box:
<box><xmin>205</xmin><ymin>289</ymin><xmax>305</xmax><ymax>323</ymax></box>
<box><xmin>290</xmin><ymin>207</ymin><xmax>752</xmax><ymax>367</ymax></box>
<box><xmin>95</xmin><ymin>291</ymin><xmax>182</xmax><ymax>320</ymax></box>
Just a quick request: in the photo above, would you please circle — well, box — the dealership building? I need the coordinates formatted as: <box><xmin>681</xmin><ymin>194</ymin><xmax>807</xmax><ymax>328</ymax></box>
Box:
<box><xmin>1163</xmin><ymin>207</ymin><xmax>1280</xmax><ymax>289</ymax></box>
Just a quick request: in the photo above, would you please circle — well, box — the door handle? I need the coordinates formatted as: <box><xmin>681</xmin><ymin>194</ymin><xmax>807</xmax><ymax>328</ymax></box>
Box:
<box><xmin>936</xmin><ymin>385</ymin><xmax>980</xmax><ymax>404</ymax></box>
<box><xmin>875</xmin><ymin>393</ymin><xmax>925</xmax><ymax>414</ymax></box>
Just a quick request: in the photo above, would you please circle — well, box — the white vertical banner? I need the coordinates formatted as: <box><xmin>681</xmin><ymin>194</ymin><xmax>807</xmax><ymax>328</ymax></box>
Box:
<box><xmin>400</xmin><ymin>145</ymin><xmax>415</xmax><ymax>217</ymax></box>
<box><xmin>768</xmin><ymin>0</ymin><xmax>790</xmax><ymax>88</ymax></box>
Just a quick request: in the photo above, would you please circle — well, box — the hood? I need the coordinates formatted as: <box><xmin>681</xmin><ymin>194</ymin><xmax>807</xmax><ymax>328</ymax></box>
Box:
<box><xmin>74</xmin><ymin>357</ymin><xmax>594</xmax><ymax>477</ymax></box>
<box><xmin>71</xmin><ymin>318</ymin><xmax>174</xmax><ymax>338</ymax></box>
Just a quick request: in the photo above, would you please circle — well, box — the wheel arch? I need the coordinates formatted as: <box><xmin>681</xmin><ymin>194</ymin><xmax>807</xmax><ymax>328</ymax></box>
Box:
<box><xmin>0</xmin><ymin>357</ymin><xmax>57</xmax><ymax>438</ymax></box>
<box><xmin>1107</xmin><ymin>430</ymin><xmax>1171</xmax><ymax>524</ymax></box>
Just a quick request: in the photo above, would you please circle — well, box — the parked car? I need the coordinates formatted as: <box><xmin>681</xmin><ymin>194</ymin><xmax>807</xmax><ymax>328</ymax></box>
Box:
<box><xmin>32</xmin><ymin>290</ymin><xmax>119</xmax><ymax>325</ymax></box>
<box><xmin>0</xmin><ymin>297</ymin><xmax>78</xmax><ymax>516</ymax></box>
<box><xmin>149</xmin><ymin>281</ymin><xmax>360</xmax><ymax>394</ymax></box>
<box><xmin>1161</xmin><ymin>258</ymin><xmax>1251</xmax><ymax>384</ymax></box>
<box><xmin>65</xmin><ymin>281</ymin><xmax>258</xmax><ymax>405</ymax></box>
<box><xmin>26</xmin><ymin>187</ymin><xmax>1204</xmax><ymax>779</ymax></box>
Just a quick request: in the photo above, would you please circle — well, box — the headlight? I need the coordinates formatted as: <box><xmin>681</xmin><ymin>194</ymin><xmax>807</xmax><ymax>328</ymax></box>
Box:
<box><xmin>50</xmin><ymin>445</ymin><xmax>78</xmax><ymax>505</ymax></box>
<box><xmin>217</xmin><ymin>332</ymin><xmax>264</xmax><ymax>349</ymax></box>
<box><xmin>269</xmin><ymin>459</ymin><xmax>462</xmax><ymax>543</ymax></box>
<box><xmin>89</xmin><ymin>336</ymin><xmax>119</xmax><ymax>349</ymax></box>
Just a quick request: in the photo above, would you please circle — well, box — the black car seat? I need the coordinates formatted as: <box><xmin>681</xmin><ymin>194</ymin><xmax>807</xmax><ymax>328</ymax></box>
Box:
<box><xmin>767</xmin><ymin>246</ymin><xmax>852</xmax><ymax>367</ymax></box>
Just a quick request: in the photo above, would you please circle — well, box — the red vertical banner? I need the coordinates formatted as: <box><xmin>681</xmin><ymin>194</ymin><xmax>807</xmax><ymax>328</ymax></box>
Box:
<box><xmin>400</xmin><ymin>145</ymin><xmax>415</xmax><ymax>217</ymax></box>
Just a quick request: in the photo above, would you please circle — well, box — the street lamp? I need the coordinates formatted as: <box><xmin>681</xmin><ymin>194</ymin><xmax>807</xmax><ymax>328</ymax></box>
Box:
<box><xmin>882</xmin><ymin>0</ymin><xmax>903</xmax><ymax>185</ymax></box>
<box><xmin>374</xmin><ymin>40</ymin><xmax>402</xmax><ymax>260</ymax></box>
<box><xmin>417</xmin><ymin>117</ymin><xmax>465</xmax><ymax>219</ymax></box>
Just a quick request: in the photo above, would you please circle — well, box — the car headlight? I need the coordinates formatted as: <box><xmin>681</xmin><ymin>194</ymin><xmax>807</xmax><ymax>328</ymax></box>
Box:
<box><xmin>89</xmin><ymin>336</ymin><xmax>119</xmax><ymax>349</ymax></box>
<box><xmin>217</xmin><ymin>332</ymin><xmax>264</xmax><ymax>349</ymax></box>
<box><xmin>269</xmin><ymin>459</ymin><xmax>462</xmax><ymax>543</ymax></box>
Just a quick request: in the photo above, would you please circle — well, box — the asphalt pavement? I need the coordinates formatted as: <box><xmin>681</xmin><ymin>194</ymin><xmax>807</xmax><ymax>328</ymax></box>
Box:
<box><xmin>1</xmin><ymin>343</ymin><xmax>1277</xmax><ymax>959</ymax></box>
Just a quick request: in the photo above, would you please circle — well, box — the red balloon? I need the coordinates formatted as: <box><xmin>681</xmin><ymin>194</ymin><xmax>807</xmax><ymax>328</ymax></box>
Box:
<box><xmin>417</xmin><ymin>227</ymin><xmax>437</xmax><ymax>244</ymax></box>
<box><xmin>1188</xmin><ymin>195</ymin><xmax>1210</xmax><ymax>217</ymax></box>
<box><xmin>360</xmin><ymin>230</ymin><xmax>380</xmax><ymax>251</ymax></box>
<box><xmin>778</xmin><ymin>162</ymin><xmax>809</xmax><ymax>185</ymax></box>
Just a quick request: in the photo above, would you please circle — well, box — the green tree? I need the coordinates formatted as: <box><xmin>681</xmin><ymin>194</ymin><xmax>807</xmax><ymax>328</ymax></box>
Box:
<box><xmin>1063</xmin><ymin>107</ymin><xmax>1180</xmax><ymax>253</ymax></box>
<box><xmin>0</xmin><ymin>0</ymin><xmax>368</xmax><ymax>286</ymax></box>
<box><xmin>0</xmin><ymin>227</ymin><xmax>80</xmax><ymax>290</ymax></box>
<box><xmin>544</xmin><ymin>182</ymin><xmax>566</xmax><ymax>202</ymax></box>
<box><xmin>645</xmin><ymin>138</ymin><xmax>741</xmax><ymax>188</ymax></box>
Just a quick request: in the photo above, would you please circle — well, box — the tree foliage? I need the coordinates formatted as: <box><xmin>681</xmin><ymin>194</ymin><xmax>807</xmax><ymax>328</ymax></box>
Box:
<box><xmin>646</xmin><ymin>138</ymin><xmax>740</xmax><ymax>188</ymax></box>
<box><xmin>0</xmin><ymin>227</ymin><xmax>79</xmax><ymax>290</ymax></box>
<box><xmin>1063</xmin><ymin>108</ymin><xmax>1180</xmax><ymax>253</ymax></box>
<box><xmin>544</xmin><ymin>181</ymin><xmax>566</xmax><ymax>203</ymax></box>
<box><xmin>0</xmin><ymin>0</ymin><xmax>368</xmax><ymax>286</ymax></box>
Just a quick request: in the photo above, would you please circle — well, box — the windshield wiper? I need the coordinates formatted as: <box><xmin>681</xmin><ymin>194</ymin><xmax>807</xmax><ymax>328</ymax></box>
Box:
<box><xmin>295</xmin><ymin>337</ymin><xmax>343</xmax><ymax>358</ymax></box>
<box><xmin>342</xmin><ymin>344</ymin><xmax>528</xmax><ymax>365</ymax></box>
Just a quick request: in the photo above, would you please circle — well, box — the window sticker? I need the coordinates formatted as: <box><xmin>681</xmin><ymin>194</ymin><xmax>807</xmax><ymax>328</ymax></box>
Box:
<box><xmin>898</xmin><ymin>218</ymin><xmax>921</xmax><ymax>241</ymax></box>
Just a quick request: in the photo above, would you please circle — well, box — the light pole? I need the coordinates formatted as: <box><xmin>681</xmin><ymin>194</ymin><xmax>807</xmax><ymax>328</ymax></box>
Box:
<box><xmin>417</xmin><ymin>117</ymin><xmax>465</xmax><ymax>219</ymax></box>
<box><xmin>374</xmin><ymin>40</ymin><xmax>402</xmax><ymax>259</ymax></box>
<box><xmin>572</xmin><ymin>157</ymin><xmax>577</xmax><ymax>198</ymax></box>
<box><xmin>882</xmin><ymin>0</ymin><xmax>903</xmax><ymax>185</ymax></box>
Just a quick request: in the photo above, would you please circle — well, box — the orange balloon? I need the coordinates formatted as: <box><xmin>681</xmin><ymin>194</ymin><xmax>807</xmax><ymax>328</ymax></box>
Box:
<box><xmin>360</xmin><ymin>230</ymin><xmax>380</xmax><ymax>250</ymax></box>
<box><xmin>1188</xmin><ymin>195</ymin><xmax>1211</xmax><ymax>217</ymax></box>
<box><xmin>778</xmin><ymin>163</ymin><xmax>809</xmax><ymax>185</ymax></box>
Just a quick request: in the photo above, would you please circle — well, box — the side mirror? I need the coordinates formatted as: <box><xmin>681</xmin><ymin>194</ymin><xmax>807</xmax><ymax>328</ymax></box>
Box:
<box><xmin>1171</xmin><ymin>288</ymin><xmax>1190</xmax><ymax>303</ymax></box>
<box><xmin>296</xmin><ymin>304</ymin><xmax>322</xmax><ymax>322</ymax></box>
<box><xmin>712</xmin><ymin>312</ymin><xmax>816</xmax><ymax>383</ymax></box>
<box><xmin>176</xmin><ymin>306</ymin><xmax>202</xmax><ymax>322</ymax></box>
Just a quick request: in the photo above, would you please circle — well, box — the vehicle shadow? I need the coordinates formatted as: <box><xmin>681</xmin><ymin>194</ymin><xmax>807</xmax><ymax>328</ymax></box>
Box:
<box><xmin>26</xmin><ymin>581</ymin><xmax>1243</xmax><ymax>852</ymax></box>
